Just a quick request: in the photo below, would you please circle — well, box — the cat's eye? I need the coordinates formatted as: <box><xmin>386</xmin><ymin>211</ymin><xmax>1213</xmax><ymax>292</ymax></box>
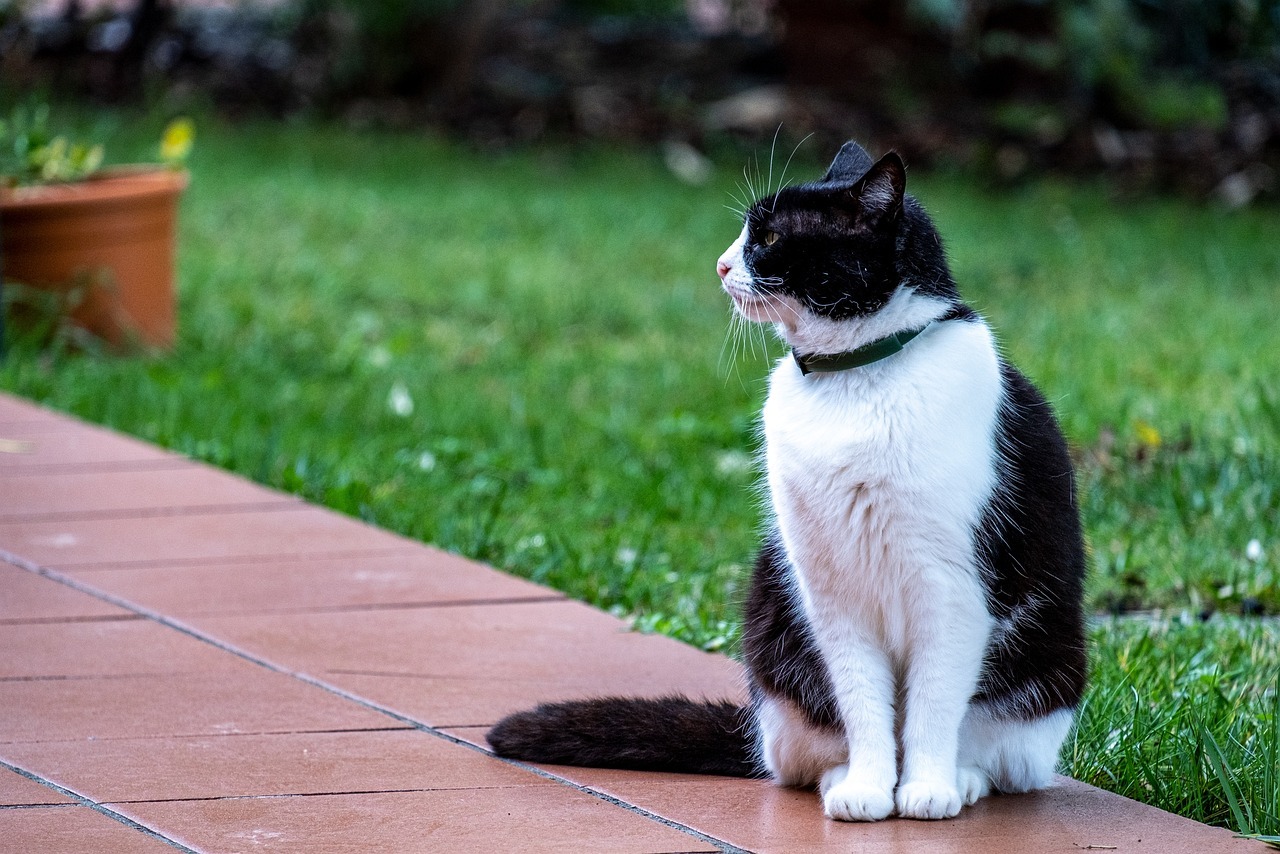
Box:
<box><xmin>764</xmin><ymin>231</ymin><xmax>779</xmax><ymax>246</ymax></box>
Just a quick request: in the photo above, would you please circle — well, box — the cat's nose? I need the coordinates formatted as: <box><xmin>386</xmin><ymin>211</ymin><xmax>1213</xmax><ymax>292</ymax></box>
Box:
<box><xmin>716</xmin><ymin>260</ymin><xmax>731</xmax><ymax>278</ymax></box>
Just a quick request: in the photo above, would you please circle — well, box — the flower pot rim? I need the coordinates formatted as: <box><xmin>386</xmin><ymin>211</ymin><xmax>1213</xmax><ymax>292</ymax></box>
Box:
<box><xmin>1</xmin><ymin>166</ymin><xmax>189</xmax><ymax>212</ymax></box>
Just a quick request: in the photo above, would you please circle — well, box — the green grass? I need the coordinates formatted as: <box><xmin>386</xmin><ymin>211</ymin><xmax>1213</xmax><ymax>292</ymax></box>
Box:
<box><xmin>2</xmin><ymin>110</ymin><xmax>1278</xmax><ymax>835</ymax></box>
<box><xmin>1074</xmin><ymin>618</ymin><xmax>1280</xmax><ymax>842</ymax></box>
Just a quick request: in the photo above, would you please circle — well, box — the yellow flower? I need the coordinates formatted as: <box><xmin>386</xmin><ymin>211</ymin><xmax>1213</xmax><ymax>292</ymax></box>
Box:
<box><xmin>160</xmin><ymin>118</ymin><xmax>194</xmax><ymax>165</ymax></box>
<box><xmin>1134</xmin><ymin>419</ymin><xmax>1162</xmax><ymax>449</ymax></box>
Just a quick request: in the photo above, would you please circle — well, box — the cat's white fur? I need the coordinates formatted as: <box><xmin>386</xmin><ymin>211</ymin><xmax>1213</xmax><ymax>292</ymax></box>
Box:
<box><xmin>718</xmin><ymin>227</ymin><xmax>1071</xmax><ymax>821</ymax></box>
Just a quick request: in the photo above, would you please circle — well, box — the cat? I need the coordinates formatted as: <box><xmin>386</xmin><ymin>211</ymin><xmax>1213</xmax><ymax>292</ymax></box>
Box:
<box><xmin>488</xmin><ymin>141</ymin><xmax>1087</xmax><ymax>822</ymax></box>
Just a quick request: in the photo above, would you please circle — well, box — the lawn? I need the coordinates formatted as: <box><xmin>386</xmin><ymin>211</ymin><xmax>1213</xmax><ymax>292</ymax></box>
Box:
<box><xmin>2</xmin><ymin>110</ymin><xmax>1278</xmax><ymax>839</ymax></box>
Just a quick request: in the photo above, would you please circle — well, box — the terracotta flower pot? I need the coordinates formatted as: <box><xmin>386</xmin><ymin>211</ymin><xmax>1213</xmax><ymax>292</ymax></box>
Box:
<box><xmin>1</xmin><ymin>166</ymin><xmax>188</xmax><ymax>349</ymax></box>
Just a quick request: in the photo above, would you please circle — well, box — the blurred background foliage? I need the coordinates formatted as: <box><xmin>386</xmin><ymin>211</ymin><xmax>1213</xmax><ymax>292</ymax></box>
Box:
<box><xmin>2</xmin><ymin>0</ymin><xmax>1278</xmax><ymax>200</ymax></box>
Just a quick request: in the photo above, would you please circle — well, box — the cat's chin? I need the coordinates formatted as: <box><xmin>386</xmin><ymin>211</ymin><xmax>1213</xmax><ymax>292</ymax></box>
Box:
<box><xmin>733</xmin><ymin>299</ymin><xmax>784</xmax><ymax>324</ymax></box>
<box><xmin>724</xmin><ymin>284</ymin><xmax>801</xmax><ymax>326</ymax></box>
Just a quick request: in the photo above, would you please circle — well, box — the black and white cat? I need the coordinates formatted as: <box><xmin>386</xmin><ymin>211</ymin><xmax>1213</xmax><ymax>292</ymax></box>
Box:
<box><xmin>488</xmin><ymin>142</ymin><xmax>1087</xmax><ymax>822</ymax></box>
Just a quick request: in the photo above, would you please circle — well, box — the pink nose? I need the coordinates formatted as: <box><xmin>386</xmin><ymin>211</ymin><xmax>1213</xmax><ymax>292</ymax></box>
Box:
<box><xmin>716</xmin><ymin>260</ymin><xmax>731</xmax><ymax>278</ymax></box>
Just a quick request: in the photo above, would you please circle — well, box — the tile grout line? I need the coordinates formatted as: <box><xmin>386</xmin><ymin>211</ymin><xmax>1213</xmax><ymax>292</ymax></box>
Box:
<box><xmin>0</xmin><ymin>546</ymin><xmax>748</xmax><ymax>854</ymax></box>
<box><xmin>98</xmin><ymin>784</ymin><xmax>570</xmax><ymax>806</ymax></box>
<box><xmin>0</xmin><ymin>500</ymin><xmax>306</xmax><ymax>525</ymax></box>
<box><xmin>0</xmin><ymin>419</ymin><xmax>82</xmax><ymax>429</ymax></box>
<box><xmin>16</xmin><ymin>545</ymin><xmax>423</xmax><ymax>572</ymax></box>
<box><xmin>124</xmin><ymin>594</ymin><xmax>570</xmax><ymax>618</ymax></box>
<box><xmin>0</xmin><ymin>758</ymin><xmax>197</xmax><ymax>853</ymax></box>
<box><xmin>0</xmin><ymin>802</ymin><xmax>79</xmax><ymax>810</ymax></box>
<box><xmin>0</xmin><ymin>459</ymin><xmax>195</xmax><ymax>477</ymax></box>
<box><xmin>0</xmin><ymin>596</ymin><xmax>567</xmax><ymax>625</ymax></box>
<box><xmin>0</xmin><ymin>613</ymin><xmax>146</xmax><ymax>626</ymax></box>
<box><xmin>2</xmin><ymin>726</ymin><xmax>416</xmax><ymax>747</ymax></box>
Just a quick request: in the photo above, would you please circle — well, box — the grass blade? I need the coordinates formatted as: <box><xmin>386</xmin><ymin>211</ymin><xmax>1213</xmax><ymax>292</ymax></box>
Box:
<box><xmin>1202</xmin><ymin>728</ymin><xmax>1253</xmax><ymax>834</ymax></box>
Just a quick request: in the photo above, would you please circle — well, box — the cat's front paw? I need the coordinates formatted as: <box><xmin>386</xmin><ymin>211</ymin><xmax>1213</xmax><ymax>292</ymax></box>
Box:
<box><xmin>822</xmin><ymin>775</ymin><xmax>895</xmax><ymax>822</ymax></box>
<box><xmin>895</xmin><ymin>778</ymin><xmax>962</xmax><ymax>820</ymax></box>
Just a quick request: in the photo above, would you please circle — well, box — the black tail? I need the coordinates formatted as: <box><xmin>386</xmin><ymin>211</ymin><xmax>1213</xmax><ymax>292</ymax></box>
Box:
<box><xmin>486</xmin><ymin>696</ymin><xmax>763</xmax><ymax>777</ymax></box>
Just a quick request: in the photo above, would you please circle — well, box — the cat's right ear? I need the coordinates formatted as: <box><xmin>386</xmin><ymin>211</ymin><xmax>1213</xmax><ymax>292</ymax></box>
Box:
<box><xmin>847</xmin><ymin>152</ymin><xmax>905</xmax><ymax>228</ymax></box>
<box><xmin>822</xmin><ymin>141</ymin><xmax>876</xmax><ymax>184</ymax></box>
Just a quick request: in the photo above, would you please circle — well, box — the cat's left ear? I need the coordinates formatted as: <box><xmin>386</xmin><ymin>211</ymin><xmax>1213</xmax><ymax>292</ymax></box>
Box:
<box><xmin>848</xmin><ymin>152</ymin><xmax>906</xmax><ymax>228</ymax></box>
<box><xmin>822</xmin><ymin>141</ymin><xmax>876</xmax><ymax>183</ymax></box>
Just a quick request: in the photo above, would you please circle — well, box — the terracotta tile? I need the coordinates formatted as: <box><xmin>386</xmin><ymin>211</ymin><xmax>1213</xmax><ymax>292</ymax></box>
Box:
<box><xmin>0</xmin><ymin>422</ymin><xmax>179</xmax><ymax>473</ymax></box>
<box><xmin>545</xmin><ymin>771</ymin><xmax>1263</xmax><ymax>854</ymax></box>
<box><xmin>0</xmin><ymin>394</ymin><xmax>71</xmax><ymax>426</ymax></box>
<box><xmin>1016</xmin><ymin>778</ymin><xmax>1265</xmax><ymax>853</ymax></box>
<box><xmin>0</xmin><ymin>767</ymin><xmax>75</xmax><ymax>805</ymax></box>
<box><xmin>0</xmin><ymin>506</ymin><xmax>413</xmax><ymax>570</ymax></box>
<box><xmin>0</xmin><ymin>805</ymin><xmax>178</xmax><ymax>853</ymax></box>
<box><xmin>0</xmin><ymin>562</ymin><xmax>129</xmax><ymax>622</ymax></box>
<box><xmin>191</xmin><ymin>599</ymin><xmax>747</xmax><ymax>727</ymax></box>
<box><xmin>0</xmin><ymin>662</ymin><xmax>393</xmax><ymax>743</ymax></box>
<box><xmin>1</xmin><ymin>729</ymin><xmax>548</xmax><ymax>803</ymax></box>
<box><xmin>64</xmin><ymin>550</ymin><xmax>559</xmax><ymax>618</ymax></box>
<box><xmin>0</xmin><ymin>620</ymin><xmax>251</xmax><ymax>679</ymax></box>
<box><xmin>0</xmin><ymin>465</ymin><xmax>298</xmax><ymax>522</ymax></box>
<box><xmin>116</xmin><ymin>786</ymin><xmax>718</xmax><ymax>853</ymax></box>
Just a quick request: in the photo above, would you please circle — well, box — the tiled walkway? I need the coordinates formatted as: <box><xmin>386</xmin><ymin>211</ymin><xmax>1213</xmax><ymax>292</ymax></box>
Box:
<box><xmin>0</xmin><ymin>390</ymin><xmax>1263</xmax><ymax>853</ymax></box>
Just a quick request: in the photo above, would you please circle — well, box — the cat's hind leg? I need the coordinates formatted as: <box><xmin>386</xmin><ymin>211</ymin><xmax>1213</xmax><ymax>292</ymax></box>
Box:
<box><xmin>756</xmin><ymin>694</ymin><xmax>848</xmax><ymax>789</ymax></box>
<box><xmin>757</xmin><ymin>694</ymin><xmax>848</xmax><ymax>789</ymax></box>
<box><xmin>957</xmin><ymin>703</ymin><xmax>1074</xmax><ymax>802</ymax></box>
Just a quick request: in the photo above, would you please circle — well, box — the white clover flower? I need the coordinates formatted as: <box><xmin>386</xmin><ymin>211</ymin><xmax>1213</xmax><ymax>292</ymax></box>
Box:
<box><xmin>388</xmin><ymin>382</ymin><xmax>414</xmax><ymax>417</ymax></box>
<box><xmin>367</xmin><ymin>346</ymin><xmax>392</xmax><ymax>368</ymax></box>
<box><xmin>515</xmin><ymin>533</ymin><xmax>547</xmax><ymax>552</ymax></box>
<box><xmin>715</xmin><ymin>450</ymin><xmax>753</xmax><ymax>476</ymax></box>
<box><xmin>1246</xmin><ymin>539</ymin><xmax>1264</xmax><ymax>562</ymax></box>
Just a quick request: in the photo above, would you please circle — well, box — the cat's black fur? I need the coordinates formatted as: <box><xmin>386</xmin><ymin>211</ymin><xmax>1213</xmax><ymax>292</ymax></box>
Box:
<box><xmin>487</xmin><ymin>141</ymin><xmax>1086</xmax><ymax>779</ymax></box>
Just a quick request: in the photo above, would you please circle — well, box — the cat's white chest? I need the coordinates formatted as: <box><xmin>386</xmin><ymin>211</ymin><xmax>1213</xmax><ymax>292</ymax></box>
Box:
<box><xmin>762</xmin><ymin>321</ymin><xmax>1002</xmax><ymax>649</ymax></box>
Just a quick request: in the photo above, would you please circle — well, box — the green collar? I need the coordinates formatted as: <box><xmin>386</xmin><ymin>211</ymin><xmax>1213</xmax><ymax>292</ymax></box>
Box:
<box><xmin>792</xmin><ymin>323</ymin><xmax>933</xmax><ymax>376</ymax></box>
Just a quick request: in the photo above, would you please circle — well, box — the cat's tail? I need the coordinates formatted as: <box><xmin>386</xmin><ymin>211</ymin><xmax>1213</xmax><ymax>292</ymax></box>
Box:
<box><xmin>486</xmin><ymin>696</ymin><xmax>763</xmax><ymax>777</ymax></box>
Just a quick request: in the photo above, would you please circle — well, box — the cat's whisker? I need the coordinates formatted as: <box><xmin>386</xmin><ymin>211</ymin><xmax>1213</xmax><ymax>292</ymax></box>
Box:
<box><xmin>776</xmin><ymin>132</ymin><xmax>813</xmax><ymax>196</ymax></box>
<box><xmin>767</xmin><ymin>124</ymin><xmax>782</xmax><ymax>197</ymax></box>
<box><xmin>759</xmin><ymin>288</ymin><xmax>801</xmax><ymax>322</ymax></box>
<box><xmin>728</xmin><ymin>182</ymin><xmax>754</xmax><ymax>211</ymax></box>
<box><xmin>767</xmin><ymin>129</ymin><xmax>812</xmax><ymax>213</ymax></box>
<box><xmin>719</xmin><ymin>305</ymin><xmax>745</xmax><ymax>381</ymax></box>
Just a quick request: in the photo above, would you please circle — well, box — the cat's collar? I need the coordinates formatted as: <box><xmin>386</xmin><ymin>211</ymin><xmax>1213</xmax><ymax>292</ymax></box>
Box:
<box><xmin>792</xmin><ymin>322</ymin><xmax>934</xmax><ymax>376</ymax></box>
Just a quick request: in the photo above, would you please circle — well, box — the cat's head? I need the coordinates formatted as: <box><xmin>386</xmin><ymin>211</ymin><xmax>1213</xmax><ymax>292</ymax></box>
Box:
<box><xmin>716</xmin><ymin>141</ymin><xmax>958</xmax><ymax>353</ymax></box>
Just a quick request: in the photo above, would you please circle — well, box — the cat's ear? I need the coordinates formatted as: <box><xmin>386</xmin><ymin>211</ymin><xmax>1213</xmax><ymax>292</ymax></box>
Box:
<box><xmin>822</xmin><ymin>141</ymin><xmax>875</xmax><ymax>184</ymax></box>
<box><xmin>847</xmin><ymin>152</ymin><xmax>905</xmax><ymax>227</ymax></box>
